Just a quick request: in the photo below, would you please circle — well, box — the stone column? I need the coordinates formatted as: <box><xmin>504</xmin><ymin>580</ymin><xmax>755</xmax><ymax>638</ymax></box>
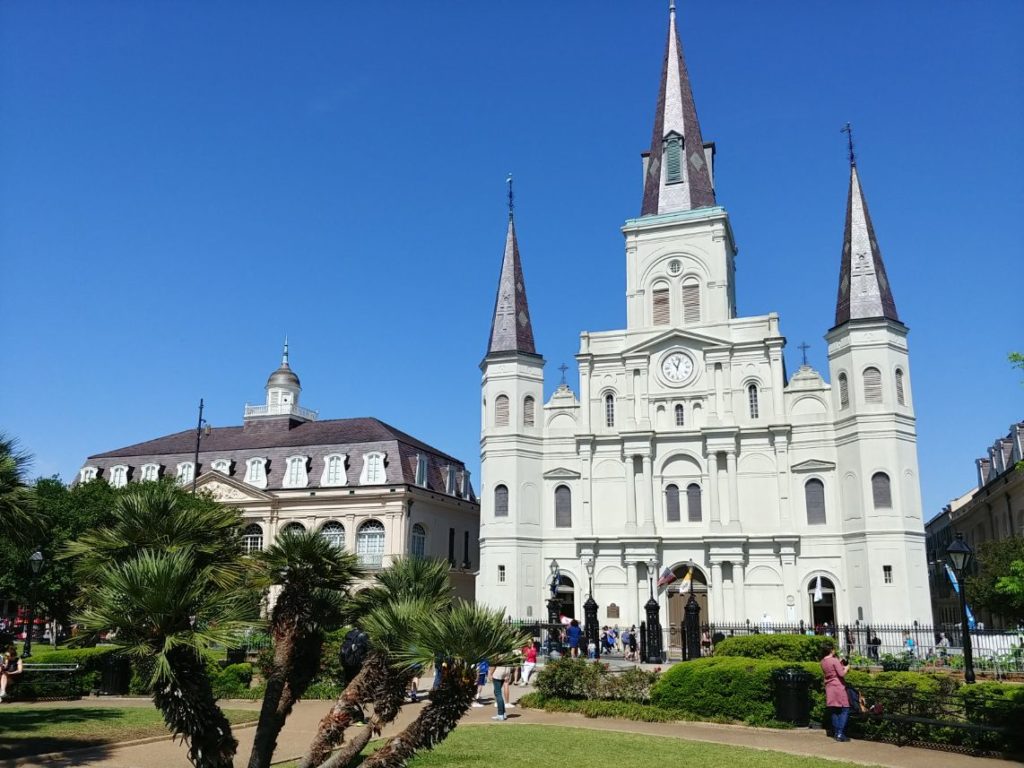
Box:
<box><xmin>769</xmin><ymin>349</ymin><xmax>784</xmax><ymax>418</ymax></box>
<box><xmin>733</xmin><ymin>560</ymin><xmax>746</xmax><ymax>622</ymax></box>
<box><xmin>579</xmin><ymin>356</ymin><xmax>592</xmax><ymax>433</ymax></box>
<box><xmin>710</xmin><ymin>561</ymin><xmax>724</xmax><ymax>622</ymax></box>
<box><xmin>774</xmin><ymin>430</ymin><xmax>791</xmax><ymax>526</ymax></box>
<box><xmin>706</xmin><ymin>362</ymin><xmax>719</xmax><ymax>422</ymax></box>
<box><xmin>722</xmin><ymin>361</ymin><xmax>734</xmax><ymax>419</ymax></box>
<box><xmin>625</xmin><ymin>455</ymin><xmax>637</xmax><ymax>530</ymax></box>
<box><xmin>626</xmin><ymin>561</ymin><xmax>639</xmax><ymax>627</ymax></box>
<box><xmin>641</xmin><ymin>454</ymin><xmax>655</xmax><ymax>531</ymax></box>
<box><xmin>581</xmin><ymin>445</ymin><xmax>594</xmax><ymax>534</ymax></box>
<box><xmin>726</xmin><ymin>449</ymin><xmax>739</xmax><ymax>526</ymax></box>
<box><xmin>707</xmin><ymin>452</ymin><xmax>721</xmax><ymax>525</ymax></box>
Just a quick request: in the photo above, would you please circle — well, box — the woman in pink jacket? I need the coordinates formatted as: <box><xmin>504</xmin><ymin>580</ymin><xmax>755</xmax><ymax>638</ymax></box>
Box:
<box><xmin>820</xmin><ymin>642</ymin><xmax>850</xmax><ymax>742</ymax></box>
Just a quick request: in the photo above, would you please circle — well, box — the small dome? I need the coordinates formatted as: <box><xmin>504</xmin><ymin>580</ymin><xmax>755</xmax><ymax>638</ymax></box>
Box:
<box><xmin>266</xmin><ymin>363</ymin><xmax>300</xmax><ymax>390</ymax></box>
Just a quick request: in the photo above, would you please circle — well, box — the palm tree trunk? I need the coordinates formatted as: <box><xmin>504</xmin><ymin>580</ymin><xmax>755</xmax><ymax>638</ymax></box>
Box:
<box><xmin>153</xmin><ymin>648</ymin><xmax>237</xmax><ymax>768</ymax></box>
<box><xmin>358</xmin><ymin>671</ymin><xmax>476</xmax><ymax>768</ymax></box>
<box><xmin>317</xmin><ymin>668</ymin><xmax>410</xmax><ymax>768</ymax></box>
<box><xmin>299</xmin><ymin>650</ymin><xmax>388</xmax><ymax>768</ymax></box>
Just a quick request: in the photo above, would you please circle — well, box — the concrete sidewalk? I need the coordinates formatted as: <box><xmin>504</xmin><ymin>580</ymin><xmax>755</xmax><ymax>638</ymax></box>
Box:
<box><xmin>4</xmin><ymin>694</ymin><xmax>1017</xmax><ymax>768</ymax></box>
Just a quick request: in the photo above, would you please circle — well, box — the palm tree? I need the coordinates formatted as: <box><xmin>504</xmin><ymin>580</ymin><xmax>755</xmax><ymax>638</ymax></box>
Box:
<box><xmin>246</xmin><ymin>530</ymin><xmax>363</xmax><ymax>768</ymax></box>
<box><xmin>76</xmin><ymin>549</ymin><xmax>257</xmax><ymax>768</ymax></box>
<box><xmin>300</xmin><ymin>557</ymin><xmax>452</xmax><ymax>768</ymax></box>
<box><xmin>0</xmin><ymin>433</ymin><xmax>41</xmax><ymax>546</ymax></box>
<box><xmin>357</xmin><ymin>603</ymin><xmax>529</xmax><ymax>768</ymax></box>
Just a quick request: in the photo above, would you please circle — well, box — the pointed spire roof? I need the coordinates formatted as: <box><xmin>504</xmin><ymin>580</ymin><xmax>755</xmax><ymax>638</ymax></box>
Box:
<box><xmin>834</xmin><ymin>155</ymin><xmax>900</xmax><ymax>326</ymax></box>
<box><xmin>487</xmin><ymin>179</ymin><xmax>536</xmax><ymax>356</ymax></box>
<box><xmin>266</xmin><ymin>338</ymin><xmax>300</xmax><ymax>389</ymax></box>
<box><xmin>641</xmin><ymin>3</ymin><xmax>716</xmax><ymax>216</ymax></box>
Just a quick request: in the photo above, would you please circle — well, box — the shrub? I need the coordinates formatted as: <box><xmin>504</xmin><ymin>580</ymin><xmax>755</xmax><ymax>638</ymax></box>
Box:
<box><xmin>713</xmin><ymin>634</ymin><xmax>832</xmax><ymax>662</ymax></box>
<box><xmin>212</xmin><ymin>663</ymin><xmax>254</xmax><ymax>698</ymax></box>
<box><xmin>535</xmin><ymin>657</ymin><xmax>605</xmax><ymax>700</ymax></box>
<box><xmin>17</xmin><ymin>646</ymin><xmax>120</xmax><ymax>699</ymax></box>
<box><xmin>601</xmin><ymin>667</ymin><xmax>661</xmax><ymax>703</ymax></box>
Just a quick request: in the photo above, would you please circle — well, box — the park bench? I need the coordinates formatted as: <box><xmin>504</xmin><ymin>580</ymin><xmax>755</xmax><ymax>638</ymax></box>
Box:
<box><xmin>850</xmin><ymin>684</ymin><xmax>1017</xmax><ymax>756</ymax></box>
<box><xmin>14</xmin><ymin>663</ymin><xmax>82</xmax><ymax>702</ymax></box>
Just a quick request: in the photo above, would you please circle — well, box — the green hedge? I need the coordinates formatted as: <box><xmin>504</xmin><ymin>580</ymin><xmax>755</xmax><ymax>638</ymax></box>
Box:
<box><xmin>713</xmin><ymin>634</ymin><xmax>833</xmax><ymax>662</ymax></box>
<box><xmin>17</xmin><ymin>646</ymin><xmax>120</xmax><ymax>699</ymax></box>
<box><xmin>518</xmin><ymin>693</ymin><xmax>720</xmax><ymax>723</ymax></box>
<box><xmin>211</xmin><ymin>663</ymin><xmax>255</xmax><ymax>698</ymax></box>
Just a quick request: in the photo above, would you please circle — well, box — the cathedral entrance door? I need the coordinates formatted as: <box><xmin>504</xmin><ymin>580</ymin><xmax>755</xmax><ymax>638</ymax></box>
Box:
<box><xmin>555</xmin><ymin>575</ymin><xmax>576</xmax><ymax>619</ymax></box>
<box><xmin>808</xmin><ymin>576</ymin><xmax>837</xmax><ymax>629</ymax></box>
<box><xmin>665</xmin><ymin>566</ymin><xmax>708</xmax><ymax>656</ymax></box>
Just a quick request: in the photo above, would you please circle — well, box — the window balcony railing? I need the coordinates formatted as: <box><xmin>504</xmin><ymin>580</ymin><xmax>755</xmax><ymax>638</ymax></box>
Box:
<box><xmin>359</xmin><ymin>553</ymin><xmax>384</xmax><ymax>569</ymax></box>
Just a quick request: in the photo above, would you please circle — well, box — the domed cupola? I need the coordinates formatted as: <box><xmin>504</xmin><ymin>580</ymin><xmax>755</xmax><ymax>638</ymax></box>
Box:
<box><xmin>266</xmin><ymin>339</ymin><xmax>301</xmax><ymax>395</ymax></box>
<box><xmin>244</xmin><ymin>339</ymin><xmax>318</xmax><ymax>425</ymax></box>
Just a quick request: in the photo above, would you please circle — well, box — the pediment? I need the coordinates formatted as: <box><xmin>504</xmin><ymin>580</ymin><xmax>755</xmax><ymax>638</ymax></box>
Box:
<box><xmin>790</xmin><ymin>459</ymin><xmax>837</xmax><ymax>473</ymax></box>
<box><xmin>623</xmin><ymin>327</ymin><xmax>727</xmax><ymax>356</ymax></box>
<box><xmin>543</xmin><ymin>467</ymin><xmax>582</xmax><ymax>480</ymax></box>
<box><xmin>194</xmin><ymin>471</ymin><xmax>275</xmax><ymax>502</ymax></box>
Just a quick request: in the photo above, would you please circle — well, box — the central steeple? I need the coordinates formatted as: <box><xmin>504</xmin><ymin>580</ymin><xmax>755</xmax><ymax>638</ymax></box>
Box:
<box><xmin>641</xmin><ymin>2</ymin><xmax>716</xmax><ymax>216</ymax></box>
<box><xmin>486</xmin><ymin>176</ymin><xmax>537</xmax><ymax>358</ymax></box>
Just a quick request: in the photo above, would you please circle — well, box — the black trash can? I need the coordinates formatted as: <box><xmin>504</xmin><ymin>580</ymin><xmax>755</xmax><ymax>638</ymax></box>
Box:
<box><xmin>772</xmin><ymin>667</ymin><xmax>812</xmax><ymax>726</ymax></box>
<box><xmin>99</xmin><ymin>655</ymin><xmax>132</xmax><ymax>695</ymax></box>
<box><xmin>225</xmin><ymin>647</ymin><xmax>246</xmax><ymax>665</ymax></box>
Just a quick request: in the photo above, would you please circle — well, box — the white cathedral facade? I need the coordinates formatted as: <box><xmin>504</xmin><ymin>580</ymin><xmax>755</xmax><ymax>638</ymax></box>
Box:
<box><xmin>476</xmin><ymin>7</ymin><xmax>931</xmax><ymax>641</ymax></box>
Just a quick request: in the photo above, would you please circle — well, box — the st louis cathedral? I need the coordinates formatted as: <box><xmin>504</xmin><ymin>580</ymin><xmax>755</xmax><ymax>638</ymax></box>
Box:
<box><xmin>476</xmin><ymin>6</ymin><xmax>930</xmax><ymax>639</ymax></box>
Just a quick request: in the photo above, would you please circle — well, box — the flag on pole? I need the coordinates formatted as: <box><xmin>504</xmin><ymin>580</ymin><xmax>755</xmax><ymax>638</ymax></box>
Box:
<box><xmin>679</xmin><ymin>566</ymin><xmax>694</xmax><ymax>591</ymax></box>
<box><xmin>656</xmin><ymin>567</ymin><xmax>678</xmax><ymax>589</ymax></box>
<box><xmin>813</xmin><ymin>575</ymin><xmax>823</xmax><ymax>603</ymax></box>
<box><xmin>944</xmin><ymin>564</ymin><xmax>977</xmax><ymax>630</ymax></box>
<box><xmin>550</xmin><ymin>564</ymin><xmax>561</xmax><ymax>598</ymax></box>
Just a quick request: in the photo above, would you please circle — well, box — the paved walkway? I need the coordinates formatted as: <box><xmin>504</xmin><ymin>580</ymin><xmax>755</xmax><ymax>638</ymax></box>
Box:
<box><xmin>3</xmin><ymin>691</ymin><xmax>1017</xmax><ymax>768</ymax></box>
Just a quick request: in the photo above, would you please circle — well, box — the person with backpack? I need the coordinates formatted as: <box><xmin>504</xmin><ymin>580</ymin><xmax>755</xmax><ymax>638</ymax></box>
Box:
<box><xmin>820</xmin><ymin>641</ymin><xmax>851</xmax><ymax>742</ymax></box>
<box><xmin>340</xmin><ymin>628</ymin><xmax>370</xmax><ymax>724</ymax></box>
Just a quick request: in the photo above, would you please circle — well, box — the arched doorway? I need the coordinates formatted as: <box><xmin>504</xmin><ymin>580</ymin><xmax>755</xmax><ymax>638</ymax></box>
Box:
<box><xmin>807</xmin><ymin>575</ymin><xmax>837</xmax><ymax>629</ymax></box>
<box><xmin>666</xmin><ymin>564</ymin><xmax>709</xmax><ymax>655</ymax></box>
<box><xmin>555</xmin><ymin>575</ymin><xmax>576</xmax><ymax>619</ymax></box>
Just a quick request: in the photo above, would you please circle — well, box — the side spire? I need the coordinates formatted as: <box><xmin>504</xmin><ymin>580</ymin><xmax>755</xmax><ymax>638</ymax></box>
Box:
<box><xmin>641</xmin><ymin>2</ymin><xmax>716</xmax><ymax>216</ymax></box>
<box><xmin>834</xmin><ymin>130</ymin><xmax>900</xmax><ymax>326</ymax></box>
<box><xmin>487</xmin><ymin>177</ymin><xmax>536</xmax><ymax>356</ymax></box>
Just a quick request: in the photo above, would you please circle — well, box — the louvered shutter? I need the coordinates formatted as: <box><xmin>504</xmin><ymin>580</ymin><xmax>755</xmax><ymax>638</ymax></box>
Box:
<box><xmin>863</xmin><ymin>368</ymin><xmax>882</xmax><ymax>403</ymax></box>
<box><xmin>495</xmin><ymin>395</ymin><xmax>510</xmax><ymax>426</ymax></box>
<box><xmin>805</xmin><ymin>479</ymin><xmax>826</xmax><ymax>525</ymax></box>
<box><xmin>666</xmin><ymin>137</ymin><xmax>682</xmax><ymax>182</ymax></box>
<box><xmin>871</xmin><ymin>473</ymin><xmax>892</xmax><ymax>508</ymax></box>
<box><xmin>666</xmin><ymin>485</ymin><xmax>680</xmax><ymax>522</ymax></box>
<box><xmin>523</xmin><ymin>396</ymin><xmax>535</xmax><ymax>426</ymax></box>
<box><xmin>895</xmin><ymin>370</ymin><xmax>905</xmax><ymax>406</ymax></box>
<box><xmin>554</xmin><ymin>485</ymin><xmax>572</xmax><ymax>528</ymax></box>
<box><xmin>686</xmin><ymin>483</ymin><xmax>702</xmax><ymax>522</ymax></box>
<box><xmin>494</xmin><ymin>485</ymin><xmax>509</xmax><ymax>517</ymax></box>
<box><xmin>839</xmin><ymin>374</ymin><xmax>849</xmax><ymax>408</ymax></box>
<box><xmin>652</xmin><ymin>289</ymin><xmax>670</xmax><ymax>325</ymax></box>
<box><xmin>682</xmin><ymin>283</ymin><xmax>700</xmax><ymax>323</ymax></box>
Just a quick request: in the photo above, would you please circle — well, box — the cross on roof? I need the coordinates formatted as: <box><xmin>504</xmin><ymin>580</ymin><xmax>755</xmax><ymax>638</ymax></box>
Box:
<box><xmin>506</xmin><ymin>173</ymin><xmax>514</xmax><ymax>220</ymax></box>
<box><xmin>798</xmin><ymin>342</ymin><xmax>811</xmax><ymax>367</ymax></box>
<box><xmin>558</xmin><ymin>363</ymin><xmax>569</xmax><ymax>385</ymax></box>
<box><xmin>841</xmin><ymin>122</ymin><xmax>856</xmax><ymax>167</ymax></box>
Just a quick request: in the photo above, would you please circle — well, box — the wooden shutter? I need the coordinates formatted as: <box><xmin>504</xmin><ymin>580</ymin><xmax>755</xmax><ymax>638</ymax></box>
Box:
<box><xmin>652</xmin><ymin>288</ymin><xmax>670</xmax><ymax>325</ymax></box>
<box><xmin>686</xmin><ymin>484</ymin><xmax>702</xmax><ymax>522</ymax></box>
<box><xmin>682</xmin><ymin>282</ymin><xmax>700</xmax><ymax>323</ymax></box>
<box><xmin>666</xmin><ymin>485</ymin><xmax>680</xmax><ymax>522</ymax></box>
<box><xmin>555</xmin><ymin>485</ymin><xmax>572</xmax><ymax>528</ymax></box>
<box><xmin>839</xmin><ymin>374</ymin><xmax>849</xmax><ymax>408</ymax></box>
<box><xmin>523</xmin><ymin>396</ymin><xmax>535</xmax><ymax>427</ymax></box>
<box><xmin>495</xmin><ymin>395</ymin><xmax>510</xmax><ymax>426</ymax></box>
<box><xmin>494</xmin><ymin>485</ymin><xmax>509</xmax><ymax>517</ymax></box>
<box><xmin>895</xmin><ymin>370</ymin><xmax>905</xmax><ymax>406</ymax></box>
<box><xmin>666</xmin><ymin>137</ymin><xmax>682</xmax><ymax>182</ymax></box>
<box><xmin>872</xmin><ymin>473</ymin><xmax>892</xmax><ymax>508</ymax></box>
<box><xmin>805</xmin><ymin>479</ymin><xmax>826</xmax><ymax>525</ymax></box>
<box><xmin>863</xmin><ymin>368</ymin><xmax>882</xmax><ymax>403</ymax></box>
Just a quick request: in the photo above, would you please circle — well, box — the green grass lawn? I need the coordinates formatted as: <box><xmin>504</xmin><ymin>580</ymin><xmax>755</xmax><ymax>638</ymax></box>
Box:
<box><xmin>0</xmin><ymin>705</ymin><xmax>257</xmax><ymax>760</ymax></box>
<box><xmin>277</xmin><ymin>725</ymin><xmax>879</xmax><ymax>768</ymax></box>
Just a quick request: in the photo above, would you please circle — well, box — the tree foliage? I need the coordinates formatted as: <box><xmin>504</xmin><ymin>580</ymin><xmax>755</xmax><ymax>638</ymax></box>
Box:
<box><xmin>0</xmin><ymin>433</ymin><xmax>42</xmax><ymax>546</ymax></box>
<box><xmin>965</xmin><ymin>537</ymin><xmax>1024</xmax><ymax>625</ymax></box>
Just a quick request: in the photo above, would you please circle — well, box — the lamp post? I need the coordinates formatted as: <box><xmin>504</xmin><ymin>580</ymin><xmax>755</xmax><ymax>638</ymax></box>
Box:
<box><xmin>645</xmin><ymin>556</ymin><xmax>663</xmax><ymax>663</ymax></box>
<box><xmin>23</xmin><ymin>550</ymin><xmax>44</xmax><ymax>659</ymax></box>
<box><xmin>191</xmin><ymin>398</ymin><xmax>208</xmax><ymax>493</ymax></box>
<box><xmin>683</xmin><ymin>558</ymin><xmax>702</xmax><ymax>661</ymax></box>
<box><xmin>946</xmin><ymin>533</ymin><xmax>975</xmax><ymax>684</ymax></box>
<box><xmin>547</xmin><ymin>559</ymin><xmax>562</xmax><ymax>657</ymax></box>
<box><xmin>583</xmin><ymin>556</ymin><xmax>599</xmax><ymax>658</ymax></box>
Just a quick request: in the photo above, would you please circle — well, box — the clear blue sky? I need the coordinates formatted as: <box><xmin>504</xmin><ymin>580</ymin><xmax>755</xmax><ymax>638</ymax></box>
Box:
<box><xmin>2</xmin><ymin>2</ymin><xmax>1022</xmax><ymax>520</ymax></box>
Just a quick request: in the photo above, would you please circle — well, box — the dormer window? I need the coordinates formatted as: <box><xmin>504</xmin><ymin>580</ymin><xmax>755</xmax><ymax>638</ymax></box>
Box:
<box><xmin>322</xmin><ymin>454</ymin><xmax>347</xmax><ymax>487</ymax></box>
<box><xmin>665</xmin><ymin>133</ymin><xmax>683</xmax><ymax>184</ymax></box>
<box><xmin>245</xmin><ymin>457</ymin><xmax>267</xmax><ymax>489</ymax></box>
<box><xmin>284</xmin><ymin>455</ymin><xmax>309</xmax><ymax>488</ymax></box>
<box><xmin>175</xmin><ymin>462</ymin><xmax>195</xmax><ymax>486</ymax></box>
<box><xmin>211</xmin><ymin>458</ymin><xmax>232</xmax><ymax>475</ymax></box>
<box><xmin>415</xmin><ymin>454</ymin><xmax>429</xmax><ymax>487</ymax></box>
<box><xmin>79</xmin><ymin>466</ymin><xmax>98</xmax><ymax>484</ymax></box>
<box><xmin>110</xmin><ymin>464</ymin><xmax>129</xmax><ymax>488</ymax></box>
<box><xmin>360</xmin><ymin>452</ymin><xmax>386</xmax><ymax>485</ymax></box>
<box><xmin>140</xmin><ymin>463</ymin><xmax>160</xmax><ymax>482</ymax></box>
<box><xmin>445</xmin><ymin>465</ymin><xmax>458</xmax><ymax>495</ymax></box>
<box><xmin>460</xmin><ymin>469</ymin><xmax>472</xmax><ymax>499</ymax></box>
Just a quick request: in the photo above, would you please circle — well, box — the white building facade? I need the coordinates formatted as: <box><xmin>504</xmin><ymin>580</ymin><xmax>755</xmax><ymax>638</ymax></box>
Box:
<box><xmin>476</xmin><ymin>7</ymin><xmax>931</xmax><ymax>638</ymax></box>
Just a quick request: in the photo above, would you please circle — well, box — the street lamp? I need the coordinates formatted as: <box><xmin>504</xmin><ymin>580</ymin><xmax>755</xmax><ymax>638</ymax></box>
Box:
<box><xmin>583</xmin><ymin>556</ymin><xmax>599</xmax><ymax>658</ymax></box>
<box><xmin>646</xmin><ymin>556</ymin><xmax>657</xmax><ymax>601</ymax></box>
<box><xmin>946</xmin><ymin>532</ymin><xmax>975</xmax><ymax>684</ymax></box>
<box><xmin>23</xmin><ymin>550</ymin><xmax>44</xmax><ymax>659</ymax></box>
<box><xmin>547</xmin><ymin>559</ymin><xmax>562</xmax><ymax>657</ymax></box>
<box><xmin>192</xmin><ymin>398</ymin><xmax>209</xmax><ymax>493</ymax></box>
<box><xmin>645</xmin><ymin>557</ymin><xmax>662</xmax><ymax>663</ymax></box>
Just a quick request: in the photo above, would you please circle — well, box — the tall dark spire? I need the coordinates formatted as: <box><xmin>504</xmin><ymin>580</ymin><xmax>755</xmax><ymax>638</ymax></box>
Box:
<box><xmin>641</xmin><ymin>3</ymin><xmax>716</xmax><ymax>216</ymax></box>
<box><xmin>834</xmin><ymin>140</ymin><xmax>900</xmax><ymax>326</ymax></box>
<box><xmin>487</xmin><ymin>184</ymin><xmax>536</xmax><ymax>356</ymax></box>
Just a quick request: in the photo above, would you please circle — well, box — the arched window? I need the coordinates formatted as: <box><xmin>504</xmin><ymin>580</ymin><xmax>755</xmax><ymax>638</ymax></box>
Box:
<box><xmin>281</xmin><ymin>522</ymin><xmax>305</xmax><ymax>536</ymax></box>
<box><xmin>284</xmin><ymin>456</ymin><xmax>308</xmax><ymax>488</ymax></box>
<box><xmin>411</xmin><ymin>523</ymin><xmax>426</xmax><ymax>558</ymax></box>
<box><xmin>110</xmin><ymin>465</ymin><xmax>129</xmax><ymax>488</ymax></box>
<box><xmin>211</xmin><ymin>458</ymin><xmax>232</xmax><ymax>475</ymax></box>
<box><xmin>357</xmin><ymin>520</ymin><xmax>386</xmax><ymax>567</ymax></box>
<box><xmin>242</xmin><ymin>523</ymin><xmax>264</xmax><ymax>554</ymax></box>
<box><xmin>665</xmin><ymin>134</ymin><xmax>683</xmax><ymax>183</ymax></box>
<box><xmin>141</xmin><ymin>463</ymin><xmax>160</xmax><ymax>482</ymax></box>
<box><xmin>495</xmin><ymin>395</ymin><xmax>510</xmax><ymax>427</ymax></box>
<box><xmin>494</xmin><ymin>484</ymin><xmax>509</xmax><ymax>517</ymax></box>
<box><xmin>674</xmin><ymin>404</ymin><xmax>685</xmax><ymax>427</ymax></box>
<box><xmin>682</xmin><ymin>278</ymin><xmax>700</xmax><ymax>324</ymax></box>
<box><xmin>838</xmin><ymin>373</ymin><xmax>849</xmax><ymax>409</ymax></box>
<box><xmin>79</xmin><ymin>466</ymin><xmax>98</xmax><ymax>483</ymax></box>
<box><xmin>686</xmin><ymin>483</ymin><xmax>702</xmax><ymax>522</ymax></box>
<box><xmin>554</xmin><ymin>485</ymin><xmax>572</xmax><ymax>528</ymax></box>
<box><xmin>323</xmin><ymin>454</ymin><xmax>346</xmax><ymax>486</ymax></box>
<box><xmin>748</xmin><ymin>384</ymin><xmax>760</xmax><ymax>419</ymax></box>
<box><xmin>523</xmin><ymin>396</ymin><xmax>535</xmax><ymax>427</ymax></box>
<box><xmin>360</xmin><ymin>452</ymin><xmax>386</xmax><ymax>485</ymax></box>
<box><xmin>604</xmin><ymin>394</ymin><xmax>615</xmax><ymax>428</ymax></box>
<box><xmin>321</xmin><ymin>521</ymin><xmax>345</xmax><ymax>549</ymax></box>
<box><xmin>805</xmin><ymin>479</ymin><xmax>826</xmax><ymax>525</ymax></box>
<box><xmin>871</xmin><ymin>472</ymin><xmax>892</xmax><ymax>509</ymax></box>
<box><xmin>176</xmin><ymin>462</ymin><xmax>194</xmax><ymax>487</ymax></box>
<box><xmin>652</xmin><ymin>286</ymin><xmax>670</xmax><ymax>325</ymax></box>
<box><xmin>895</xmin><ymin>369</ymin><xmax>906</xmax><ymax>406</ymax></box>
<box><xmin>666</xmin><ymin>484</ymin><xmax>680</xmax><ymax>522</ymax></box>
<box><xmin>245</xmin><ymin>457</ymin><xmax>267</xmax><ymax>488</ymax></box>
<box><xmin>863</xmin><ymin>367</ymin><xmax>882</xmax><ymax>403</ymax></box>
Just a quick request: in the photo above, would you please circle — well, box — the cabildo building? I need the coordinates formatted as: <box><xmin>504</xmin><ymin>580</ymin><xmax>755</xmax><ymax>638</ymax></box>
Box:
<box><xmin>475</xmin><ymin>6</ymin><xmax>931</xmax><ymax>642</ymax></box>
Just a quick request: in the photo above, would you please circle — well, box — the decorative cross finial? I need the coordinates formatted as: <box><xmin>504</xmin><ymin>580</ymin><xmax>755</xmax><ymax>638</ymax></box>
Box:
<box><xmin>282</xmin><ymin>336</ymin><xmax>289</xmax><ymax>366</ymax></box>
<box><xmin>506</xmin><ymin>173</ymin><xmax>514</xmax><ymax>221</ymax></box>
<box><xmin>841</xmin><ymin>122</ymin><xmax>856</xmax><ymax>167</ymax></box>
<box><xmin>669</xmin><ymin>1</ymin><xmax>676</xmax><ymax>16</ymax></box>
<box><xmin>558</xmin><ymin>363</ymin><xmax>569</xmax><ymax>385</ymax></box>
<box><xmin>798</xmin><ymin>341</ymin><xmax>810</xmax><ymax>367</ymax></box>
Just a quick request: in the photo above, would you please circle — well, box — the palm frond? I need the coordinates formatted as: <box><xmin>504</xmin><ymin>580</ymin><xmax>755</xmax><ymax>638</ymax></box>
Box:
<box><xmin>0</xmin><ymin>433</ymin><xmax>42</xmax><ymax>545</ymax></box>
<box><xmin>349</xmin><ymin>557</ymin><xmax>453</xmax><ymax>618</ymax></box>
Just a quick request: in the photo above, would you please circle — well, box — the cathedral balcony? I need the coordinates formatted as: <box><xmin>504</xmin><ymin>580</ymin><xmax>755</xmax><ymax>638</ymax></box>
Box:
<box><xmin>243</xmin><ymin>403</ymin><xmax>318</xmax><ymax>421</ymax></box>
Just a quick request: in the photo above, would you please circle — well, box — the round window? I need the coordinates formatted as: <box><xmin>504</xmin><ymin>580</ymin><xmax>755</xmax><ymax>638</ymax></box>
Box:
<box><xmin>668</xmin><ymin>259</ymin><xmax>682</xmax><ymax>275</ymax></box>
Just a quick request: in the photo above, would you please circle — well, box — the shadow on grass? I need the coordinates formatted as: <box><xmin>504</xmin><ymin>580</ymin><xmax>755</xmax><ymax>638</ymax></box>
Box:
<box><xmin>0</xmin><ymin>707</ymin><xmax>121</xmax><ymax>763</ymax></box>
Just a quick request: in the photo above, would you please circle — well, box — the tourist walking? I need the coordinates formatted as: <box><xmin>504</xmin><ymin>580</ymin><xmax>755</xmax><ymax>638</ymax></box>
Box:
<box><xmin>820</xmin><ymin>642</ymin><xmax>850</xmax><ymax>742</ymax></box>
<box><xmin>471</xmin><ymin>659</ymin><xmax>490</xmax><ymax>707</ymax></box>
<box><xmin>0</xmin><ymin>645</ymin><xmax>23</xmax><ymax>702</ymax></box>
<box><xmin>566</xmin><ymin>619</ymin><xmax>583</xmax><ymax>658</ymax></box>
<box><xmin>628</xmin><ymin>626</ymin><xmax>638</xmax><ymax>661</ymax></box>
<box><xmin>868</xmin><ymin>632</ymin><xmax>881</xmax><ymax>660</ymax></box>
<box><xmin>490</xmin><ymin>662</ymin><xmax>509</xmax><ymax>721</ymax></box>
<box><xmin>520</xmin><ymin>642</ymin><xmax>538</xmax><ymax>685</ymax></box>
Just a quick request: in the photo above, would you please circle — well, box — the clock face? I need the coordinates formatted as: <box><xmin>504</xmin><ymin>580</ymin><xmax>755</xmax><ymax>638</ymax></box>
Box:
<box><xmin>661</xmin><ymin>351</ymin><xmax>694</xmax><ymax>383</ymax></box>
